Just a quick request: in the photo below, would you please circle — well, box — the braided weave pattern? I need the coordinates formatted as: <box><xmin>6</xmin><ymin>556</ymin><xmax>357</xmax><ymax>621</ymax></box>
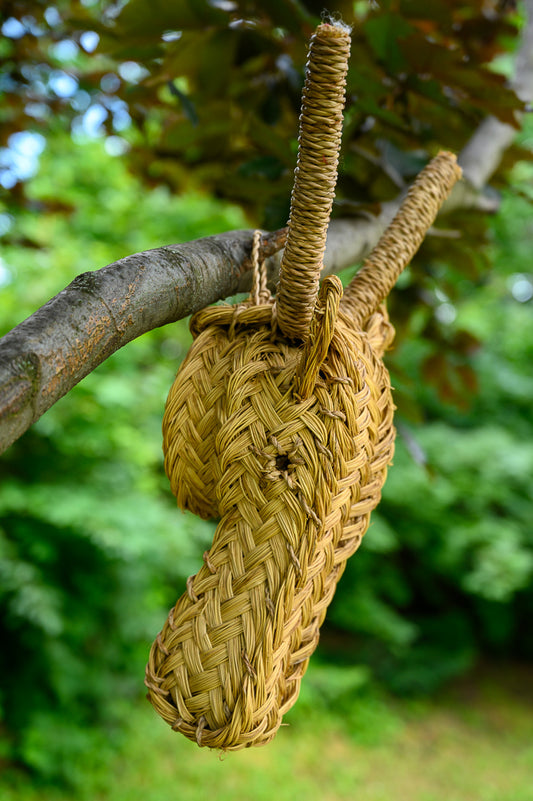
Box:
<box><xmin>276</xmin><ymin>23</ymin><xmax>350</xmax><ymax>341</ymax></box>
<box><xmin>145</xmin><ymin>7</ymin><xmax>462</xmax><ymax>746</ymax></box>
<box><xmin>163</xmin><ymin>299</ymin><xmax>394</xmax><ymax>522</ymax></box>
<box><xmin>342</xmin><ymin>152</ymin><xmax>462</xmax><ymax>327</ymax></box>
<box><xmin>146</xmin><ymin>278</ymin><xmax>395</xmax><ymax>749</ymax></box>
<box><xmin>147</xmin><ymin>151</ymin><xmax>461</xmax><ymax>749</ymax></box>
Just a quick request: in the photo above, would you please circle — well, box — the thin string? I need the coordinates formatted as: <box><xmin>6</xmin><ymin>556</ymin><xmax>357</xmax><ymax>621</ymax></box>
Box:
<box><xmin>250</xmin><ymin>230</ymin><xmax>271</xmax><ymax>306</ymax></box>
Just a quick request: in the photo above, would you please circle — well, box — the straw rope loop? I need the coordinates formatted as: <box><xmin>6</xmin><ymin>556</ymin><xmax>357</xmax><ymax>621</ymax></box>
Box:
<box><xmin>276</xmin><ymin>22</ymin><xmax>351</xmax><ymax>341</ymax></box>
<box><xmin>341</xmin><ymin>151</ymin><xmax>462</xmax><ymax>326</ymax></box>
<box><xmin>250</xmin><ymin>230</ymin><xmax>271</xmax><ymax>306</ymax></box>
<box><xmin>294</xmin><ymin>275</ymin><xmax>343</xmax><ymax>400</ymax></box>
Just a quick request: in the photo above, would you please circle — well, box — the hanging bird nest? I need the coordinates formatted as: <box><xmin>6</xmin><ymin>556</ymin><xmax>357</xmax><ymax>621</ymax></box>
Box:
<box><xmin>145</xmin><ymin>21</ymin><xmax>461</xmax><ymax>751</ymax></box>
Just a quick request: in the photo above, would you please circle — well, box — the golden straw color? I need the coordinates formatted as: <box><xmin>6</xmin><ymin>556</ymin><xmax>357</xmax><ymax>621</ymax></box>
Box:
<box><xmin>276</xmin><ymin>23</ymin><xmax>351</xmax><ymax>341</ymax></box>
<box><xmin>145</xmin><ymin>19</ymin><xmax>462</xmax><ymax>751</ymax></box>
<box><xmin>147</xmin><ymin>285</ymin><xmax>395</xmax><ymax>749</ymax></box>
<box><xmin>341</xmin><ymin>151</ymin><xmax>463</xmax><ymax>327</ymax></box>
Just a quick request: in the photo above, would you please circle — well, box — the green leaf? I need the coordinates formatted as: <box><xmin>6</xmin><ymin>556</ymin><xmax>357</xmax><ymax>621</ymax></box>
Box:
<box><xmin>115</xmin><ymin>0</ymin><xmax>231</xmax><ymax>39</ymax></box>
<box><xmin>364</xmin><ymin>13</ymin><xmax>414</xmax><ymax>72</ymax></box>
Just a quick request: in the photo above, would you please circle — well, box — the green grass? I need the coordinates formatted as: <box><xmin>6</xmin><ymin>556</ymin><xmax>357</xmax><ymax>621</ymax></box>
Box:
<box><xmin>2</xmin><ymin>665</ymin><xmax>532</xmax><ymax>801</ymax></box>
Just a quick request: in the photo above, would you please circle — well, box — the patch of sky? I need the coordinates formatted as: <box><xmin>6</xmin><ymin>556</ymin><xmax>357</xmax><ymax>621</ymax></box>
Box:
<box><xmin>80</xmin><ymin>31</ymin><xmax>99</xmax><ymax>53</ymax></box>
<box><xmin>0</xmin><ymin>257</ymin><xmax>13</xmax><ymax>288</ymax></box>
<box><xmin>44</xmin><ymin>6</ymin><xmax>62</xmax><ymax>27</ymax></box>
<box><xmin>82</xmin><ymin>104</ymin><xmax>108</xmax><ymax>137</ymax></box>
<box><xmin>2</xmin><ymin>17</ymin><xmax>26</xmax><ymax>39</ymax></box>
<box><xmin>162</xmin><ymin>31</ymin><xmax>182</xmax><ymax>42</ymax></box>
<box><xmin>0</xmin><ymin>74</ymin><xmax>19</xmax><ymax>92</ymax></box>
<box><xmin>0</xmin><ymin>214</ymin><xmax>14</xmax><ymax>236</ymax></box>
<box><xmin>100</xmin><ymin>96</ymin><xmax>131</xmax><ymax>131</ymax></box>
<box><xmin>49</xmin><ymin>70</ymin><xmax>78</xmax><ymax>98</ymax></box>
<box><xmin>72</xmin><ymin>104</ymin><xmax>109</xmax><ymax>139</ymax></box>
<box><xmin>104</xmin><ymin>136</ymin><xmax>130</xmax><ymax>157</ymax></box>
<box><xmin>49</xmin><ymin>39</ymin><xmax>79</xmax><ymax>62</ymax></box>
<box><xmin>509</xmin><ymin>274</ymin><xmax>533</xmax><ymax>303</ymax></box>
<box><xmin>208</xmin><ymin>0</ymin><xmax>237</xmax><ymax>9</ymax></box>
<box><xmin>20</xmin><ymin>16</ymin><xmax>43</xmax><ymax>36</ymax></box>
<box><xmin>435</xmin><ymin>302</ymin><xmax>457</xmax><ymax>325</ymax></box>
<box><xmin>0</xmin><ymin>132</ymin><xmax>46</xmax><ymax>188</ymax></box>
<box><xmin>70</xmin><ymin>89</ymin><xmax>91</xmax><ymax>112</ymax></box>
<box><xmin>111</xmin><ymin>103</ymin><xmax>131</xmax><ymax>131</ymax></box>
<box><xmin>118</xmin><ymin>61</ymin><xmax>149</xmax><ymax>83</ymax></box>
<box><xmin>25</xmin><ymin>102</ymin><xmax>50</xmax><ymax>119</ymax></box>
<box><xmin>101</xmin><ymin>73</ymin><xmax>121</xmax><ymax>94</ymax></box>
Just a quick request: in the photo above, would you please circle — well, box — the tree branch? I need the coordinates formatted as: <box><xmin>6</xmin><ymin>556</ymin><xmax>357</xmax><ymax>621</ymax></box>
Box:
<box><xmin>0</xmin><ymin>229</ymin><xmax>283</xmax><ymax>454</ymax></box>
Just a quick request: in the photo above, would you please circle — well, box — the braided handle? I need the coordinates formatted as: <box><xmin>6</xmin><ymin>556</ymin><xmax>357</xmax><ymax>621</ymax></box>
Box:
<box><xmin>276</xmin><ymin>22</ymin><xmax>351</xmax><ymax>341</ymax></box>
<box><xmin>341</xmin><ymin>151</ymin><xmax>462</xmax><ymax>327</ymax></box>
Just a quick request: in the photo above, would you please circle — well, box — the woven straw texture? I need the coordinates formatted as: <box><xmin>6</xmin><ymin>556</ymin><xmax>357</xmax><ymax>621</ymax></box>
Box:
<box><xmin>276</xmin><ymin>23</ymin><xmax>350</xmax><ymax>340</ymax></box>
<box><xmin>342</xmin><ymin>152</ymin><xmax>463</xmax><ymax>327</ymax></box>
<box><xmin>147</xmin><ymin>281</ymin><xmax>395</xmax><ymax>749</ymax></box>
<box><xmin>145</xmin><ymin>20</ymin><xmax>462</xmax><ymax>751</ymax></box>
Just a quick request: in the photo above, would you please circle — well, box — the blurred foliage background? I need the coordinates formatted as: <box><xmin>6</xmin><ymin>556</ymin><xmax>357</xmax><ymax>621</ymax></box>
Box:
<box><xmin>0</xmin><ymin>0</ymin><xmax>532</xmax><ymax>797</ymax></box>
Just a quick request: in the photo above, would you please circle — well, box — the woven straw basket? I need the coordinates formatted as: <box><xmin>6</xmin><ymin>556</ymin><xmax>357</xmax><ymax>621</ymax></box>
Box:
<box><xmin>145</xmin><ymin>22</ymin><xmax>462</xmax><ymax>750</ymax></box>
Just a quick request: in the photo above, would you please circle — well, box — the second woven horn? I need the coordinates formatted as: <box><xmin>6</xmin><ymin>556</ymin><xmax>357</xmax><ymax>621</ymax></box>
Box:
<box><xmin>145</xmin><ymin>22</ymin><xmax>461</xmax><ymax>750</ymax></box>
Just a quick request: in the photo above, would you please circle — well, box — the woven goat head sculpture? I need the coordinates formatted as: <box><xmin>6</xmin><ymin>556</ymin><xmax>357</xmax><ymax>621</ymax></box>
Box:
<box><xmin>145</xmin><ymin>23</ymin><xmax>461</xmax><ymax>750</ymax></box>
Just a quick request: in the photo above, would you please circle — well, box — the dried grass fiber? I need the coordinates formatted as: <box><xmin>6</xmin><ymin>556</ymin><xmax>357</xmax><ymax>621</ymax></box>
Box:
<box><xmin>145</xmin><ymin>21</ymin><xmax>461</xmax><ymax>750</ymax></box>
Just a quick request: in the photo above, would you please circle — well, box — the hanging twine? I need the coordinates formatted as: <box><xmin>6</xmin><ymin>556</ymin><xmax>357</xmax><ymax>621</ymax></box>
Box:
<box><xmin>276</xmin><ymin>23</ymin><xmax>351</xmax><ymax>341</ymax></box>
<box><xmin>146</xmin><ymin>20</ymin><xmax>462</xmax><ymax>751</ymax></box>
<box><xmin>250</xmin><ymin>230</ymin><xmax>271</xmax><ymax>307</ymax></box>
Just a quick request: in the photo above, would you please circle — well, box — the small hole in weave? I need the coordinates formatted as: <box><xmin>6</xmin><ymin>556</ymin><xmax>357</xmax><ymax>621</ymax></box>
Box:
<box><xmin>275</xmin><ymin>454</ymin><xmax>291</xmax><ymax>472</ymax></box>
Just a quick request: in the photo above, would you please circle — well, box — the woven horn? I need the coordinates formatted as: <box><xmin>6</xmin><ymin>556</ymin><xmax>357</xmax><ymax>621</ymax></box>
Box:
<box><xmin>341</xmin><ymin>151</ymin><xmax>462</xmax><ymax>327</ymax></box>
<box><xmin>276</xmin><ymin>22</ymin><xmax>351</xmax><ymax>341</ymax></box>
